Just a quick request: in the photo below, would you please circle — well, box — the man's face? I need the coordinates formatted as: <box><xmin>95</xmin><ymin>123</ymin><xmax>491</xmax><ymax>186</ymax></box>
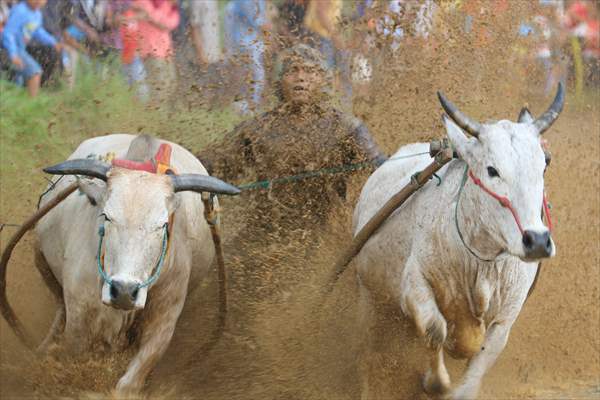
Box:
<box><xmin>281</xmin><ymin>62</ymin><xmax>325</xmax><ymax>105</ymax></box>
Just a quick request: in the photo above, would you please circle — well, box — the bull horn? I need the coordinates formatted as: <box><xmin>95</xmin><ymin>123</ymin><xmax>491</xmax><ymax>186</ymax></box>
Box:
<box><xmin>518</xmin><ymin>107</ymin><xmax>534</xmax><ymax>123</ymax></box>
<box><xmin>437</xmin><ymin>91</ymin><xmax>482</xmax><ymax>137</ymax></box>
<box><xmin>171</xmin><ymin>174</ymin><xmax>241</xmax><ymax>195</ymax></box>
<box><xmin>44</xmin><ymin>159</ymin><xmax>110</xmax><ymax>181</ymax></box>
<box><xmin>534</xmin><ymin>82</ymin><xmax>565</xmax><ymax>134</ymax></box>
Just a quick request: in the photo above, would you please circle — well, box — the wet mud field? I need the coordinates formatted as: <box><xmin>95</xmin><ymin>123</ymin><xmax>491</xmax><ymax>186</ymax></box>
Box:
<box><xmin>1</xmin><ymin>3</ymin><xmax>600</xmax><ymax>399</ymax></box>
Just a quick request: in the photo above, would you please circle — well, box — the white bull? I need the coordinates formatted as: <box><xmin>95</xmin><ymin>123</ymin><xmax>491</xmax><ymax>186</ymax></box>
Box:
<box><xmin>353</xmin><ymin>85</ymin><xmax>563</xmax><ymax>399</ymax></box>
<box><xmin>34</xmin><ymin>134</ymin><xmax>239</xmax><ymax>393</ymax></box>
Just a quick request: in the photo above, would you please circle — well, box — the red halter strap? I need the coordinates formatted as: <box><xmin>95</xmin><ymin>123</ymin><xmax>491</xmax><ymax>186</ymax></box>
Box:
<box><xmin>468</xmin><ymin>170</ymin><xmax>553</xmax><ymax>234</ymax></box>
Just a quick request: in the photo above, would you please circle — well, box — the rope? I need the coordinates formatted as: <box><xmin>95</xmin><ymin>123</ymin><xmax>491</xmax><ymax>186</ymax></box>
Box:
<box><xmin>454</xmin><ymin>164</ymin><xmax>497</xmax><ymax>262</ymax></box>
<box><xmin>37</xmin><ymin>176</ymin><xmax>65</xmax><ymax>209</ymax></box>
<box><xmin>96</xmin><ymin>222</ymin><xmax>169</xmax><ymax>289</ymax></box>
<box><xmin>238</xmin><ymin>151</ymin><xmax>431</xmax><ymax>191</ymax></box>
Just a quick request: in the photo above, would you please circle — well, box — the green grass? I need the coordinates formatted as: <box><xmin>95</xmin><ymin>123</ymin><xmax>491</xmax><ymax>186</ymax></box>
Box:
<box><xmin>0</xmin><ymin>66</ymin><xmax>242</xmax><ymax>221</ymax></box>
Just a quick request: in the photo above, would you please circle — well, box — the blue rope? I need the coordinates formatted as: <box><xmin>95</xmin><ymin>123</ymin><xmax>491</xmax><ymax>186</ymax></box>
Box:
<box><xmin>96</xmin><ymin>223</ymin><xmax>169</xmax><ymax>289</ymax></box>
<box><xmin>454</xmin><ymin>164</ymin><xmax>496</xmax><ymax>262</ymax></box>
<box><xmin>238</xmin><ymin>151</ymin><xmax>432</xmax><ymax>191</ymax></box>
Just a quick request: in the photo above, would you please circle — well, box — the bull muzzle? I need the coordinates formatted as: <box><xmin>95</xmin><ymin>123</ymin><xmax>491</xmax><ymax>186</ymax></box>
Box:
<box><xmin>102</xmin><ymin>280</ymin><xmax>147</xmax><ymax>310</ymax></box>
<box><xmin>522</xmin><ymin>230</ymin><xmax>554</xmax><ymax>260</ymax></box>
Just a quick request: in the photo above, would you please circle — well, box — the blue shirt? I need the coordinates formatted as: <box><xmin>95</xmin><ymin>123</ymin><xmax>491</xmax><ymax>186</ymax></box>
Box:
<box><xmin>2</xmin><ymin>1</ymin><xmax>57</xmax><ymax>59</ymax></box>
<box><xmin>226</xmin><ymin>0</ymin><xmax>266</xmax><ymax>47</ymax></box>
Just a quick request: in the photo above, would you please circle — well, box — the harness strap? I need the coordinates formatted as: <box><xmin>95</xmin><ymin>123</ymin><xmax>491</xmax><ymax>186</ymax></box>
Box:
<box><xmin>468</xmin><ymin>170</ymin><xmax>525</xmax><ymax>235</ymax></box>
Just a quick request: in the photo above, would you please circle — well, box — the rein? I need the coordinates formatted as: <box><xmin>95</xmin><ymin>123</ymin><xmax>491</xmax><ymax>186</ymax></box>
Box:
<box><xmin>455</xmin><ymin>163</ymin><xmax>554</xmax><ymax>262</ymax></box>
<box><xmin>96</xmin><ymin>221</ymin><xmax>170</xmax><ymax>289</ymax></box>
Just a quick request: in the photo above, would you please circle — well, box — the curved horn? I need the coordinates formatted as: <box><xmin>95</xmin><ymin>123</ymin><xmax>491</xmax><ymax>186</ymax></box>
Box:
<box><xmin>518</xmin><ymin>107</ymin><xmax>534</xmax><ymax>123</ymax></box>
<box><xmin>534</xmin><ymin>82</ymin><xmax>565</xmax><ymax>134</ymax></box>
<box><xmin>437</xmin><ymin>91</ymin><xmax>482</xmax><ymax>137</ymax></box>
<box><xmin>171</xmin><ymin>174</ymin><xmax>241</xmax><ymax>195</ymax></box>
<box><xmin>43</xmin><ymin>159</ymin><xmax>110</xmax><ymax>181</ymax></box>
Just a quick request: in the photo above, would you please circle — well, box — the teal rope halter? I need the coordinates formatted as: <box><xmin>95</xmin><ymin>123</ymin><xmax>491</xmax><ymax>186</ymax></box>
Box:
<box><xmin>96</xmin><ymin>223</ymin><xmax>169</xmax><ymax>289</ymax></box>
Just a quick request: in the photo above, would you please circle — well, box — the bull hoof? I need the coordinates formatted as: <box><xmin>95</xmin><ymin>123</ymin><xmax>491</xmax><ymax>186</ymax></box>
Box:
<box><xmin>114</xmin><ymin>377</ymin><xmax>143</xmax><ymax>399</ymax></box>
<box><xmin>446</xmin><ymin>383</ymin><xmax>479</xmax><ymax>400</ymax></box>
<box><xmin>422</xmin><ymin>368</ymin><xmax>451</xmax><ymax>395</ymax></box>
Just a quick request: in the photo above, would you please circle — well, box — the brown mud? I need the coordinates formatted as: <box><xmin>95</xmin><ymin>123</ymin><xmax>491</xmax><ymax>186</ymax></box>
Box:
<box><xmin>1</xmin><ymin>2</ymin><xmax>599</xmax><ymax>399</ymax></box>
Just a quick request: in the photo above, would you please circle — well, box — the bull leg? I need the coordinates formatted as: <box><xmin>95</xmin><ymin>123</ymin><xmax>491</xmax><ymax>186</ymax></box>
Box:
<box><xmin>61</xmin><ymin>296</ymin><xmax>91</xmax><ymax>354</ymax></box>
<box><xmin>401</xmin><ymin>258</ymin><xmax>451</xmax><ymax>394</ymax></box>
<box><xmin>37</xmin><ymin>305</ymin><xmax>66</xmax><ymax>354</ymax></box>
<box><xmin>115</xmin><ymin>293</ymin><xmax>186</xmax><ymax>394</ymax></box>
<box><xmin>423</xmin><ymin>348</ymin><xmax>451</xmax><ymax>395</ymax></box>
<box><xmin>448</xmin><ymin>322</ymin><xmax>511</xmax><ymax>400</ymax></box>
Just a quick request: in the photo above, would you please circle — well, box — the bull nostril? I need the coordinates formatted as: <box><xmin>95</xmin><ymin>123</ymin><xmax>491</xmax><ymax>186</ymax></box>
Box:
<box><xmin>110</xmin><ymin>284</ymin><xmax>118</xmax><ymax>299</ymax></box>
<box><xmin>546</xmin><ymin>237</ymin><xmax>552</xmax><ymax>250</ymax></box>
<box><xmin>522</xmin><ymin>232</ymin><xmax>533</xmax><ymax>249</ymax></box>
<box><xmin>131</xmin><ymin>287</ymin><xmax>139</xmax><ymax>300</ymax></box>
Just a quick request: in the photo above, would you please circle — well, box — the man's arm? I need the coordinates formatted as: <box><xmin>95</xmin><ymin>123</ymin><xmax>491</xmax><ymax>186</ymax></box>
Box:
<box><xmin>2</xmin><ymin>6</ymin><xmax>23</xmax><ymax>60</ymax></box>
<box><xmin>343</xmin><ymin>113</ymin><xmax>387</xmax><ymax>165</ymax></box>
<box><xmin>32</xmin><ymin>26</ymin><xmax>58</xmax><ymax>48</ymax></box>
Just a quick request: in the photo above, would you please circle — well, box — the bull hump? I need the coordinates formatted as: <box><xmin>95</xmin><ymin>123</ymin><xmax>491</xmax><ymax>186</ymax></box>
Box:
<box><xmin>125</xmin><ymin>135</ymin><xmax>160</xmax><ymax>162</ymax></box>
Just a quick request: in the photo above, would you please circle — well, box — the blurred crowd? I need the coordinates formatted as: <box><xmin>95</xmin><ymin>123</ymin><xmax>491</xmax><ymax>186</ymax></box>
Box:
<box><xmin>0</xmin><ymin>0</ymin><xmax>598</xmax><ymax>105</ymax></box>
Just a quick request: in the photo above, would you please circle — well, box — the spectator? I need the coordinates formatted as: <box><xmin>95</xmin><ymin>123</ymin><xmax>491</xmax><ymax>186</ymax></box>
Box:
<box><xmin>304</xmin><ymin>0</ymin><xmax>342</xmax><ymax>67</ymax></box>
<box><xmin>61</xmin><ymin>0</ymin><xmax>118</xmax><ymax>88</ymax></box>
<box><xmin>224</xmin><ymin>0</ymin><xmax>268</xmax><ymax>115</ymax></box>
<box><xmin>277</xmin><ymin>0</ymin><xmax>308</xmax><ymax>45</ymax></box>
<box><xmin>125</xmin><ymin>0</ymin><xmax>179</xmax><ymax>105</ymax></box>
<box><xmin>564</xmin><ymin>0</ymin><xmax>599</xmax><ymax>85</ymax></box>
<box><xmin>303</xmin><ymin>0</ymin><xmax>353</xmax><ymax>108</ymax></box>
<box><xmin>0</xmin><ymin>0</ymin><xmax>16</xmax><ymax>79</ymax></box>
<box><xmin>2</xmin><ymin>0</ymin><xmax>62</xmax><ymax>96</ymax></box>
<box><xmin>189</xmin><ymin>0</ymin><xmax>221</xmax><ymax>66</ymax></box>
<box><xmin>0</xmin><ymin>0</ymin><xmax>16</xmax><ymax>34</ymax></box>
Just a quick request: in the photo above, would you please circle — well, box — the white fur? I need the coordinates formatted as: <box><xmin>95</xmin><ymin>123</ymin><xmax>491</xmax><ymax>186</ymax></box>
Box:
<box><xmin>35</xmin><ymin>134</ymin><xmax>216</xmax><ymax>394</ymax></box>
<box><xmin>354</xmin><ymin>118</ymin><xmax>553</xmax><ymax>399</ymax></box>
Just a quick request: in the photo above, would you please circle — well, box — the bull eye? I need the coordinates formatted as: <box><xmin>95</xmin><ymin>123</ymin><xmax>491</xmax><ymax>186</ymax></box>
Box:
<box><xmin>487</xmin><ymin>166</ymin><xmax>500</xmax><ymax>178</ymax></box>
<box><xmin>100</xmin><ymin>213</ymin><xmax>112</xmax><ymax>222</ymax></box>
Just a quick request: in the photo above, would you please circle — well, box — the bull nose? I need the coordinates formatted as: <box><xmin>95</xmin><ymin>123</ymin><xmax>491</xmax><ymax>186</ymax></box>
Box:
<box><xmin>522</xmin><ymin>230</ymin><xmax>553</xmax><ymax>259</ymax></box>
<box><xmin>109</xmin><ymin>280</ymin><xmax>139</xmax><ymax>310</ymax></box>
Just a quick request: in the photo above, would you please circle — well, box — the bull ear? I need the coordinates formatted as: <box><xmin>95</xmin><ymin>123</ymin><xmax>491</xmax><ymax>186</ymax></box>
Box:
<box><xmin>442</xmin><ymin>114</ymin><xmax>472</xmax><ymax>159</ymax></box>
<box><xmin>77</xmin><ymin>178</ymin><xmax>106</xmax><ymax>206</ymax></box>
<box><xmin>170</xmin><ymin>174</ymin><xmax>241</xmax><ymax>195</ymax></box>
<box><xmin>518</xmin><ymin>107</ymin><xmax>534</xmax><ymax>123</ymax></box>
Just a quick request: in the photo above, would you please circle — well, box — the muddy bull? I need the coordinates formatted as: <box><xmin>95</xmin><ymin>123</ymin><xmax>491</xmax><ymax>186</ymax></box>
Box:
<box><xmin>353</xmin><ymin>85</ymin><xmax>563</xmax><ymax>399</ymax></box>
<box><xmin>30</xmin><ymin>134</ymin><xmax>239</xmax><ymax>393</ymax></box>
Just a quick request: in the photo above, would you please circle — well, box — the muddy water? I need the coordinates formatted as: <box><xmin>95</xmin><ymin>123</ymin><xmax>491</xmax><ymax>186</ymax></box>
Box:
<box><xmin>1</xmin><ymin>2</ymin><xmax>599</xmax><ymax>399</ymax></box>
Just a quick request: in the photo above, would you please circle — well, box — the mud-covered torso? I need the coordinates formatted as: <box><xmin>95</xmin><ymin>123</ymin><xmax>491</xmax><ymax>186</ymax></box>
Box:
<box><xmin>206</xmin><ymin>104</ymin><xmax>375</xmax><ymax>235</ymax></box>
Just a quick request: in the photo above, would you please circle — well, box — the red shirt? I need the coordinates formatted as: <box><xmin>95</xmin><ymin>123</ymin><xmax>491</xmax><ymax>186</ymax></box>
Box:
<box><xmin>134</xmin><ymin>0</ymin><xmax>179</xmax><ymax>59</ymax></box>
